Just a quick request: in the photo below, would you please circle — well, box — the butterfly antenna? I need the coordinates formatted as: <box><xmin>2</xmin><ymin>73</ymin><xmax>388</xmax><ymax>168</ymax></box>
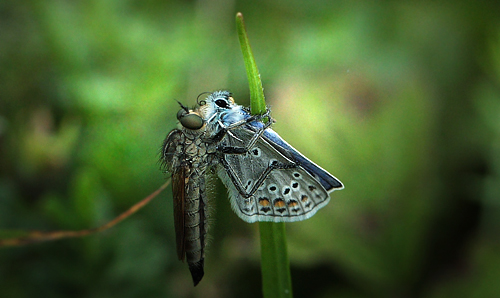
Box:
<box><xmin>196</xmin><ymin>91</ymin><xmax>212</xmax><ymax>105</ymax></box>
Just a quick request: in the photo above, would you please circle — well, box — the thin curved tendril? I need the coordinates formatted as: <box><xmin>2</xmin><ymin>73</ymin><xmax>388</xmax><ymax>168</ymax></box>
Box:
<box><xmin>0</xmin><ymin>180</ymin><xmax>171</xmax><ymax>247</ymax></box>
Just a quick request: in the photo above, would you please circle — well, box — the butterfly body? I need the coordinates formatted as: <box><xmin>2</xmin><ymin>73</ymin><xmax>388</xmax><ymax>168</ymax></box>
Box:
<box><xmin>161</xmin><ymin>91</ymin><xmax>343</xmax><ymax>285</ymax></box>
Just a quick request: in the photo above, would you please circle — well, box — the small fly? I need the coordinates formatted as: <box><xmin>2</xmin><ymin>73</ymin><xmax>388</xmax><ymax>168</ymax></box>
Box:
<box><xmin>161</xmin><ymin>91</ymin><xmax>343</xmax><ymax>285</ymax></box>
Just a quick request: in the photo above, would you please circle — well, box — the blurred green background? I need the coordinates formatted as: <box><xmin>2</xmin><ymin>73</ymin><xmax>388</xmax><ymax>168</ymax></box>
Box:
<box><xmin>1</xmin><ymin>1</ymin><xmax>500</xmax><ymax>297</ymax></box>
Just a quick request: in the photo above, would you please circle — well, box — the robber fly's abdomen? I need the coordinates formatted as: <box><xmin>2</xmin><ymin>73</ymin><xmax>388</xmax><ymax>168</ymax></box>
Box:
<box><xmin>183</xmin><ymin>168</ymin><xmax>208</xmax><ymax>284</ymax></box>
<box><xmin>165</xmin><ymin>129</ymin><xmax>211</xmax><ymax>286</ymax></box>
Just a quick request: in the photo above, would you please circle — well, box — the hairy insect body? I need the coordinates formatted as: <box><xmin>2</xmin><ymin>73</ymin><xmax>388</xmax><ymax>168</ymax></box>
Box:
<box><xmin>163</xmin><ymin>128</ymin><xmax>217</xmax><ymax>286</ymax></box>
<box><xmin>162</xmin><ymin>91</ymin><xmax>343</xmax><ymax>286</ymax></box>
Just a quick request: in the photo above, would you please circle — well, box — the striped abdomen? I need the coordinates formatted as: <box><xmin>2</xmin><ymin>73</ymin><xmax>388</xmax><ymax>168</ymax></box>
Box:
<box><xmin>172</xmin><ymin>164</ymin><xmax>208</xmax><ymax>286</ymax></box>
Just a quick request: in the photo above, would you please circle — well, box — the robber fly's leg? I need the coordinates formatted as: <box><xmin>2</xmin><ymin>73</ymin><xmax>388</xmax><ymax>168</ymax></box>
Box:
<box><xmin>224</xmin><ymin>108</ymin><xmax>272</xmax><ymax>131</ymax></box>
<box><xmin>218</xmin><ymin>119</ymin><xmax>273</xmax><ymax>155</ymax></box>
<box><xmin>246</xmin><ymin>159</ymin><xmax>299</xmax><ymax>197</ymax></box>
<box><xmin>219</xmin><ymin>156</ymin><xmax>298</xmax><ymax>198</ymax></box>
<box><xmin>218</xmin><ymin>157</ymin><xmax>250</xmax><ymax>197</ymax></box>
<box><xmin>213</xmin><ymin>108</ymin><xmax>272</xmax><ymax>145</ymax></box>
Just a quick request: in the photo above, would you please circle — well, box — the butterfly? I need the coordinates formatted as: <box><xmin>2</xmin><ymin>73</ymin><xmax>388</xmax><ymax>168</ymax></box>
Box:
<box><xmin>161</xmin><ymin>91</ymin><xmax>343</xmax><ymax>285</ymax></box>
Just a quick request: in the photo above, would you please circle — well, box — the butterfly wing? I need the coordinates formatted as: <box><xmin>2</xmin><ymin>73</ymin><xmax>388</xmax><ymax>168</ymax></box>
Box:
<box><xmin>217</xmin><ymin>126</ymin><xmax>336</xmax><ymax>223</ymax></box>
<box><xmin>247</xmin><ymin>121</ymin><xmax>344</xmax><ymax>192</ymax></box>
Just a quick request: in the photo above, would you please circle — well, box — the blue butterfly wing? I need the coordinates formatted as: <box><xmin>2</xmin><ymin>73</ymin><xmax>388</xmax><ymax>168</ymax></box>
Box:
<box><xmin>246</xmin><ymin>120</ymin><xmax>343</xmax><ymax>193</ymax></box>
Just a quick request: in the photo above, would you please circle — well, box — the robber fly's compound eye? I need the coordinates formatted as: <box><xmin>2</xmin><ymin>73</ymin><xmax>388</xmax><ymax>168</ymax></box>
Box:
<box><xmin>177</xmin><ymin>109</ymin><xmax>204</xmax><ymax>130</ymax></box>
<box><xmin>176</xmin><ymin>109</ymin><xmax>187</xmax><ymax>121</ymax></box>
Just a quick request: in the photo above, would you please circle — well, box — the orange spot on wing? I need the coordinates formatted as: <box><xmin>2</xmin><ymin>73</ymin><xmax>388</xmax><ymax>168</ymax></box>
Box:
<box><xmin>258</xmin><ymin>198</ymin><xmax>270</xmax><ymax>206</ymax></box>
<box><xmin>274</xmin><ymin>199</ymin><xmax>286</xmax><ymax>208</ymax></box>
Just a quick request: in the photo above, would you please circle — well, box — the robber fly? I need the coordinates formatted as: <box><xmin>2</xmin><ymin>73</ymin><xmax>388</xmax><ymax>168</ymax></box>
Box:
<box><xmin>161</xmin><ymin>91</ymin><xmax>343</xmax><ymax>285</ymax></box>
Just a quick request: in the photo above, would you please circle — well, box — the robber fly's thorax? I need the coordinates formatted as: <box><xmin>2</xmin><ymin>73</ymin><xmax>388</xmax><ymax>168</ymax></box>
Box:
<box><xmin>175</xmin><ymin>127</ymin><xmax>216</xmax><ymax>168</ymax></box>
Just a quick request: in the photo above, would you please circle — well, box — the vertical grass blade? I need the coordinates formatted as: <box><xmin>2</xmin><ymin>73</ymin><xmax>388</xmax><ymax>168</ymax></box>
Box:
<box><xmin>258</xmin><ymin>221</ymin><xmax>293</xmax><ymax>298</ymax></box>
<box><xmin>235</xmin><ymin>12</ymin><xmax>266</xmax><ymax>115</ymax></box>
<box><xmin>236</xmin><ymin>12</ymin><xmax>293</xmax><ymax>298</ymax></box>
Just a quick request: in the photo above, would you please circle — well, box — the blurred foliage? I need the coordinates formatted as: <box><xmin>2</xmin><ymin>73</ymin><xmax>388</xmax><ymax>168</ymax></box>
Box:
<box><xmin>1</xmin><ymin>0</ymin><xmax>500</xmax><ymax>297</ymax></box>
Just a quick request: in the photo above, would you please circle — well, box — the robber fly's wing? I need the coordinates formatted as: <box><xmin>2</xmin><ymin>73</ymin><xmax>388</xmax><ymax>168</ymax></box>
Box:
<box><xmin>172</xmin><ymin>165</ymin><xmax>187</xmax><ymax>261</ymax></box>
<box><xmin>161</xmin><ymin>129</ymin><xmax>182</xmax><ymax>173</ymax></box>
<box><xmin>161</xmin><ymin>129</ymin><xmax>187</xmax><ymax>260</ymax></box>
<box><xmin>217</xmin><ymin>126</ymin><xmax>335</xmax><ymax>223</ymax></box>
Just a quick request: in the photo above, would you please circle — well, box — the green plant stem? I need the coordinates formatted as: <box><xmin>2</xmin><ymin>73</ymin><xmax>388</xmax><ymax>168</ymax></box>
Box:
<box><xmin>236</xmin><ymin>12</ymin><xmax>293</xmax><ymax>298</ymax></box>
<box><xmin>258</xmin><ymin>222</ymin><xmax>293</xmax><ymax>298</ymax></box>
<box><xmin>235</xmin><ymin>13</ymin><xmax>266</xmax><ymax>115</ymax></box>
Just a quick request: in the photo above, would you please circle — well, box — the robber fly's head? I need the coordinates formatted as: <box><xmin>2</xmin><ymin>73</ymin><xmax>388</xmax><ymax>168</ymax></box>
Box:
<box><xmin>176</xmin><ymin>101</ymin><xmax>204</xmax><ymax>130</ymax></box>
